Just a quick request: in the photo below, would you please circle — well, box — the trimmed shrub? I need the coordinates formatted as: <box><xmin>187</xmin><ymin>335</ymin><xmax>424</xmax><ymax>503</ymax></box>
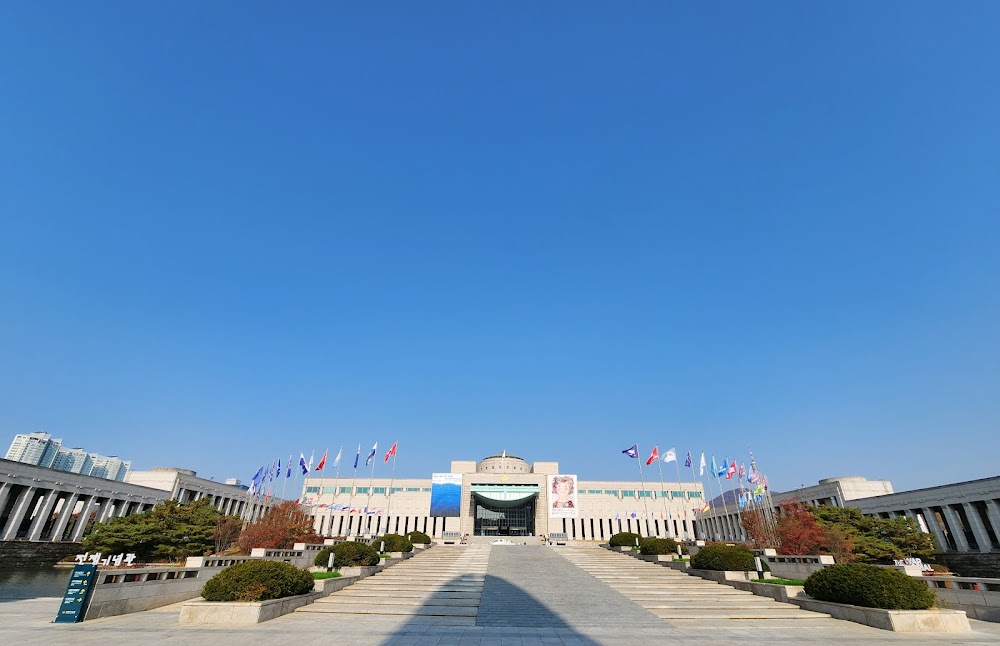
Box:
<box><xmin>314</xmin><ymin>546</ymin><xmax>335</xmax><ymax>567</ymax></box>
<box><xmin>407</xmin><ymin>531</ymin><xmax>431</xmax><ymax>544</ymax></box>
<box><xmin>201</xmin><ymin>560</ymin><xmax>314</xmax><ymax>602</ymax></box>
<box><xmin>804</xmin><ymin>563</ymin><xmax>936</xmax><ymax>610</ymax></box>
<box><xmin>690</xmin><ymin>544</ymin><xmax>756</xmax><ymax>571</ymax></box>
<box><xmin>332</xmin><ymin>541</ymin><xmax>380</xmax><ymax>567</ymax></box>
<box><xmin>609</xmin><ymin>532</ymin><xmax>641</xmax><ymax>547</ymax></box>
<box><xmin>377</xmin><ymin>533</ymin><xmax>413</xmax><ymax>553</ymax></box>
<box><xmin>639</xmin><ymin>537</ymin><xmax>679</xmax><ymax>555</ymax></box>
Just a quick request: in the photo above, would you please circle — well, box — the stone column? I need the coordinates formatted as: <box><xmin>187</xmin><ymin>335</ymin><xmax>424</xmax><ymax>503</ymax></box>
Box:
<box><xmin>0</xmin><ymin>482</ymin><xmax>13</xmax><ymax>516</ymax></box>
<box><xmin>920</xmin><ymin>507</ymin><xmax>950</xmax><ymax>551</ymax></box>
<box><xmin>1</xmin><ymin>486</ymin><xmax>38</xmax><ymax>540</ymax></box>
<box><xmin>49</xmin><ymin>493</ymin><xmax>80</xmax><ymax>542</ymax></box>
<box><xmin>70</xmin><ymin>495</ymin><xmax>98</xmax><ymax>542</ymax></box>
<box><xmin>941</xmin><ymin>506</ymin><xmax>971</xmax><ymax>552</ymax></box>
<box><xmin>984</xmin><ymin>500</ymin><xmax>1000</xmax><ymax>547</ymax></box>
<box><xmin>962</xmin><ymin>502</ymin><xmax>994</xmax><ymax>552</ymax></box>
<box><xmin>27</xmin><ymin>490</ymin><xmax>61</xmax><ymax>541</ymax></box>
<box><xmin>96</xmin><ymin>499</ymin><xmax>117</xmax><ymax>524</ymax></box>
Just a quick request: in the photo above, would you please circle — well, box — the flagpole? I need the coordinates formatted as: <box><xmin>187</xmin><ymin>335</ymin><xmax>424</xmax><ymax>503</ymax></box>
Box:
<box><xmin>366</xmin><ymin>443</ymin><xmax>377</xmax><ymax>535</ymax></box>
<box><xmin>702</xmin><ymin>458</ymin><xmax>719</xmax><ymax>540</ymax></box>
<box><xmin>349</xmin><ymin>444</ymin><xmax>359</xmax><ymax>535</ymax></box>
<box><xmin>635</xmin><ymin>445</ymin><xmax>651</xmax><ymax>537</ymax></box>
<box><xmin>280</xmin><ymin>454</ymin><xmax>291</xmax><ymax>501</ymax></box>
<box><xmin>688</xmin><ymin>451</ymin><xmax>700</xmax><ymax>540</ymax></box>
<box><xmin>333</xmin><ymin>446</ymin><xmax>342</xmax><ymax>503</ymax></box>
<box><xmin>713</xmin><ymin>456</ymin><xmax>733</xmax><ymax>540</ymax></box>
<box><xmin>386</xmin><ymin>441</ymin><xmax>398</xmax><ymax>521</ymax></box>
<box><xmin>654</xmin><ymin>450</ymin><xmax>669</xmax><ymax>537</ymax></box>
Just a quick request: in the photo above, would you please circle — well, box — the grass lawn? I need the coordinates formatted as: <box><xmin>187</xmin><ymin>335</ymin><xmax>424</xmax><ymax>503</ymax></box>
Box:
<box><xmin>312</xmin><ymin>571</ymin><xmax>342</xmax><ymax>580</ymax></box>
<box><xmin>756</xmin><ymin>577</ymin><xmax>805</xmax><ymax>586</ymax></box>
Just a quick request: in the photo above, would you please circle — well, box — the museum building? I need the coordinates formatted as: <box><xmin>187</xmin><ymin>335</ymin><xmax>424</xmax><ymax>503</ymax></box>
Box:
<box><xmin>301</xmin><ymin>452</ymin><xmax>705</xmax><ymax>541</ymax></box>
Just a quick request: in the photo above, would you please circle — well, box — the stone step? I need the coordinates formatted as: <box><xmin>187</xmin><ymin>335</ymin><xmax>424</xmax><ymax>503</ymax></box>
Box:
<box><xmin>652</xmin><ymin>609</ymin><xmax>829</xmax><ymax>620</ymax></box>
<box><xmin>335</xmin><ymin>590</ymin><xmax>482</xmax><ymax>600</ymax></box>
<box><xmin>297</xmin><ymin>604</ymin><xmax>479</xmax><ymax>617</ymax></box>
<box><xmin>320</xmin><ymin>596</ymin><xmax>481</xmax><ymax>607</ymax></box>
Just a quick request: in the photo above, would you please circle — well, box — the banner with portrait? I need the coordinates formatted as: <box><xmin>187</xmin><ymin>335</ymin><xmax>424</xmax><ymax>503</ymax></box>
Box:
<box><xmin>548</xmin><ymin>474</ymin><xmax>578</xmax><ymax>518</ymax></box>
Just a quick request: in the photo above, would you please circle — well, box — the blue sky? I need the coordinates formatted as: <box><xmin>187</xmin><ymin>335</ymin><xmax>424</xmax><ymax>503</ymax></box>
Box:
<box><xmin>1</xmin><ymin>3</ymin><xmax>998</xmax><ymax>494</ymax></box>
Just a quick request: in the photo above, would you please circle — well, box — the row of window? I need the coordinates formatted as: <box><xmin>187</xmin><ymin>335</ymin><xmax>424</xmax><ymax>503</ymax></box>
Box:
<box><xmin>304</xmin><ymin>486</ymin><xmax>432</xmax><ymax>494</ymax></box>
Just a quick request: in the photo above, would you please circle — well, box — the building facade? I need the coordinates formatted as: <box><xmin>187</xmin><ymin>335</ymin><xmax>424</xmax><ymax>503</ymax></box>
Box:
<box><xmin>5</xmin><ymin>432</ymin><xmax>62</xmax><ymax>468</ymax></box>
<box><xmin>5</xmin><ymin>433</ymin><xmax>132</xmax><ymax>481</ymax></box>
<box><xmin>301</xmin><ymin>452</ymin><xmax>705</xmax><ymax>541</ymax></box>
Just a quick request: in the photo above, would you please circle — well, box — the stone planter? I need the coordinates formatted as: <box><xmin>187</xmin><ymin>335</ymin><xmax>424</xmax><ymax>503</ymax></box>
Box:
<box><xmin>639</xmin><ymin>554</ymin><xmax>674</xmax><ymax>563</ymax></box>
<box><xmin>179</xmin><ymin>592</ymin><xmax>322</xmax><ymax>625</ymax></box>
<box><xmin>337</xmin><ymin>565</ymin><xmax>380</xmax><ymax>579</ymax></box>
<box><xmin>789</xmin><ymin>598</ymin><xmax>971</xmax><ymax>633</ymax></box>
<box><xmin>412</xmin><ymin>543</ymin><xmax>429</xmax><ymax>550</ymax></box>
<box><xmin>313</xmin><ymin>575</ymin><xmax>358</xmax><ymax>595</ymax></box>
<box><xmin>727</xmin><ymin>580</ymin><xmax>805</xmax><ymax>603</ymax></box>
<box><xmin>687</xmin><ymin>568</ymin><xmax>755</xmax><ymax>583</ymax></box>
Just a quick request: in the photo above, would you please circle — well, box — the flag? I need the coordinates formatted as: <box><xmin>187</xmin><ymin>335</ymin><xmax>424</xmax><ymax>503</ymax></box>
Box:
<box><xmin>307</xmin><ymin>450</ymin><xmax>315</xmax><ymax>473</ymax></box>
<box><xmin>384</xmin><ymin>441</ymin><xmax>397</xmax><ymax>463</ymax></box>
<box><xmin>276</xmin><ymin>459</ymin><xmax>281</xmax><ymax>479</ymax></box>
<box><xmin>748</xmin><ymin>468</ymin><xmax>761</xmax><ymax>485</ymax></box>
<box><xmin>726</xmin><ymin>460</ymin><xmax>737</xmax><ymax>479</ymax></box>
<box><xmin>753</xmin><ymin>483</ymin><xmax>765</xmax><ymax>496</ymax></box>
<box><xmin>715</xmin><ymin>457</ymin><xmax>728</xmax><ymax>478</ymax></box>
<box><xmin>699</xmin><ymin>453</ymin><xmax>706</xmax><ymax>476</ymax></box>
<box><xmin>646</xmin><ymin>445</ymin><xmax>659</xmax><ymax>465</ymax></box>
<box><xmin>684</xmin><ymin>450</ymin><xmax>692</xmax><ymax>468</ymax></box>
<box><xmin>299</xmin><ymin>453</ymin><xmax>309</xmax><ymax>475</ymax></box>
<box><xmin>250</xmin><ymin>465</ymin><xmax>264</xmax><ymax>493</ymax></box>
<box><xmin>738</xmin><ymin>463</ymin><xmax>746</xmax><ymax>480</ymax></box>
<box><xmin>333</xmin><ymin>446</ymin><xmax>343</xmax><ymax>469</ymax></box>
<box><xmin>701</xmin><ymin>502</ymin><xmax>710</xmax><ymax>512</ymax></box>
<box><xmin>365</xmin><ymin>441</ymin><xmax>378</xmax><ymax>466</ymax></box>
<box><xmin>286</xmin><ymin>454</ymin><xmax>292</xmax><ymax>478</ymax></box>
<box><xmin>662</xmin><ymin>447</ymin><xmax>677</xmax><ymax>463</ymax></box>
<box><xmin>316</xmin><ymin>449</ymin><xmax>328</xmax><ymax>471</ymax></box>
<box><xmin>622</xmin><ymin>444</ymin><xmax>638</xmax><ymax>459</ymax></box>
<box><xmin>353</xmin><ymin>444</ymin><xmax>360</xmax><ymax>469</ymax></box>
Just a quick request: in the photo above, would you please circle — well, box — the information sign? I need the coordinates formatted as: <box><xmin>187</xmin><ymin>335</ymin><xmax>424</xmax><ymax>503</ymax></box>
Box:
<box><xmin>53</xmin><ymin>564</ymin><xmax>97</xmax><ymax>623</ymax></box>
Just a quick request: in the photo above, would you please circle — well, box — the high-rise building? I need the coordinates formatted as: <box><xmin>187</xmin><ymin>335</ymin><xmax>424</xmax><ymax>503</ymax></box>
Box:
<box><xmin>4</xmin><ymin>432</ymin><xmax>62</xmax><ymax>468</ymax></box>
<box><xmin>4</xmin><ymin>432</ymin><xmax>131</xmax><ymax>482</ymax></box>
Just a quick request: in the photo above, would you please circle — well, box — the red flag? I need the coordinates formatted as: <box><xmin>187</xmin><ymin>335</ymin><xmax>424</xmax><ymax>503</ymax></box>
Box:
<box><xmin>315</xmin><ymin>449</ymin><xmax>328</xmax><ymax>471</ymax></box>
<box><xmin>726</xmin><ymin>460</ymin><xmax>737</xmax><ymax>479</ymax></box>
<box><xmin>384</xmin><ymin>441</ymin><xmax>397</xmax><ymax>463</ymax></box>
<box><xmin>646</xmin><ymin>445</ymin><xmax>659</xmax><ymax>466</ymax></box>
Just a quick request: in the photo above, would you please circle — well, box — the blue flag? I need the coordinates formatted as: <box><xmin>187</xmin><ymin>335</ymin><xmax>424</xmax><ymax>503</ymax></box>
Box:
<box><xmin>299</xmin><ymin>452</ymin><xmax>309</xmax><ymax>475</ymax></box>
<box><xmin>353</xmin><ymin>443</ymin><xmax>360</xmax><ymax>469</ymax></box>
<box><xmin>716</xmin><ymin>456</ymin><xmax>728</xmax><ymax>478</ymax></box>
<box><xmin>622</xmin><ymin>443</ymin><xmax>638</xmax><ymax>459</ymax></box>
<box><xmin>684</xmin><ymin>451</ymin><xmax>692</xmax><ymax>468</ymax></box>
<box><xmin>286</xmin><ymin>454</ymin><xmax>292</xmax><ymax>478</ymax></box>
<box><xmin>365</xmin><ymin>441</ymin><xmax>378</xmax><ymax>466</ymax></box>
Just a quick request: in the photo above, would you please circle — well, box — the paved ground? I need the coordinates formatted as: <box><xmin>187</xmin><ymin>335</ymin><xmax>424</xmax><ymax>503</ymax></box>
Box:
<box><xmin>2</xmin><ymin>544</ymin><xmax>1000</xmax><ymax>645</ymax></box>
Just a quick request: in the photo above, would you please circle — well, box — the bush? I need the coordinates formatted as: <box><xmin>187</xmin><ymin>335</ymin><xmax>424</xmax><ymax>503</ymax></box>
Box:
<box><xmin>804</xmin><ymin>563</ymin><xmax>936</xmax><ymax>610</ymax></box>
<box><xmin>376</xmin><ymin>534</ymin><xmax>413</xmax><ymax>553</ymax></box>
<box><xmin>314</xmin><ymin>541</ymin><xmax>380</xmax><ymax>567</ymax></box>
<box><xmin>691</xmin><ymin>544</ymin><xmax>756</xmax><ymax>571</ymax></box>
<box><xmin>639</xmin><ymin>537</ymin><xmax>679</xmax><ymax>555</ymax></box>
<box><xmin>609</xmin><ymin>532</ymin><xmax>641</xmax><ymax>547</ymax></box>
<box><xmin>201</xmin><ymin>560</ymin><xmax>314</xmax><ymax>602</ymax></box>
<box><xmin>407</xmin><ymin>531</ymin><xmax>431</xmax><ymax>544</ymax></box>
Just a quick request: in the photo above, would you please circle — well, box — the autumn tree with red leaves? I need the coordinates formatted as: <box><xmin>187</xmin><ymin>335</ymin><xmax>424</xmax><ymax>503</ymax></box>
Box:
<box><xmin>775</xmin><ymin>500</ymin><xmax>830</xmax><ymax>555</ymax></box>
<box><xmin>237</xmin><ymin>501</ymin><xmax>317</xmax><ymax>553</ymax></box>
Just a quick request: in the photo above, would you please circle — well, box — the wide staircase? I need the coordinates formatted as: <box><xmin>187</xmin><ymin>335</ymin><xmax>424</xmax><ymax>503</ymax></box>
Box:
<box><xmin>557</xmin><ymin>545</ymin><xmax>833</xmax><ymax>623</ymax></box>
<box><xmin>296</xmin><ymin>545</ymin><xmax>489</xmax><ymax>623</ymax></box>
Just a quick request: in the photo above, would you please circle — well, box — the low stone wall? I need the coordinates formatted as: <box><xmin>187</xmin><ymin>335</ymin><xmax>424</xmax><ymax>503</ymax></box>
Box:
<box><xmin>923</xmin><ymin>575</ymin><xmax>1000</xmax><ymax>622</ymax></box>
<box><xmin>789</xmin><ymin>597</ymin><xmax>971</xmax><ymax>633</ymax></box>
<box><xmin>84</xmin><ymin>565</ymin><xmax>221</xmax><ymax>620</ymax></box>
<box><xmin>727</xmin><ymin>580</ymin><xmax>805</xmax><ymax>603</ymax></box>
<box><xmin>0</xmin><ymin>540</ymin><xmax>81</xmax><ymax>567</ymax></box>
<box><xmin>763</xmin><ymin>555</ymin><xmax>833</xmax><ymax>580</ymax></box>
<box><xmin>179</xmin><ymin>591</ymin><xmax>323</xmax><ymax>625</ymax></box>
<box><xmin>314</xmin><ymin>575</ymin><xmax>359</xmax><ymax>595</ymax></box>
<box><xmin>686</xmin><ymin>568</ymin><xmax>755</xmax><ymax>583</ymax></box>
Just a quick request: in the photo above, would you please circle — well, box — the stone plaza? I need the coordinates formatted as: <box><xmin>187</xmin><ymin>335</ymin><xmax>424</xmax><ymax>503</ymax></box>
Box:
<box><xmin>4</xmin><ymin>543</ymin><xmax>1000</xmax><ymax>645</ymax></box>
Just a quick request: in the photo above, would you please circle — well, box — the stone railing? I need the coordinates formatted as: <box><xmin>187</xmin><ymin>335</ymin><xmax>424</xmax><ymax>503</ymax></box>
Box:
<box><xmin>84</xmin><ymin>565</ymin><xmax>222</xmax><ymax>620</ymax></box>
<box><xmin>762</xmin><ymin>554</ymin><xmax>834</xmax><ymax>580</ymax></box>
<box><xmin>922</xmin><ymin>575</ymin><xmax>1000</xmax><ymax>622</ymax></box>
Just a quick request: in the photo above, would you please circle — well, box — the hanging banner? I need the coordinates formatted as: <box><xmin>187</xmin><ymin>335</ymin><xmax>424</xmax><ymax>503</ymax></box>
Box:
<box><xmin>548</xmin><ymin>474</ymin><xmax>578</xmax><ymax>518</ymax></box>
<box><xmin>430</xmin><ymin>473</ymin><xmax>462</xmax><ymax>517</ymax></box>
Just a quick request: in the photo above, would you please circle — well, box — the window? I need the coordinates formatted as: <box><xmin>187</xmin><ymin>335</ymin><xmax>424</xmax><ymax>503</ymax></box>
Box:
<box><xmin>305</xmin><ymin>486</ymin><xmax>320</xmax><ymax>493</ymax></box>
<box><xmin>672</xmin><ymin>491</ymin><xmax>685</xmax><ymax>498</ymax></box>
<box><xmin>689</xmin><ymin>491</ymin><xmax>702</xmax><ymax>499</ymax></box>
<box><xmin>605</xmin><ymin>490</ymin><xmax>619</xmax><ymax>496</ymax></box>
<box><xmin>421</xmin><ymin>487</ymin><xmax>432</xmax><ymax>492</ymax></box>
<box><xmin>638</xmin><ymin>491</ymin><xmax>652</xmax><ymax>498</ymax></box>
<box><xmin>390</xmin><ymin>487</ymin><xmax>403</xmax><ymax>493</ymax></box>
<box><xmin>587</xmin><ymin>489</ymin><xmax>602</xmax><ymax>494</ymax></box>
<box><xmin>406</xmin><ymin>487</ymin><xmax>420</xmax><ymax>492</ymax></box>
<box><xmin>622</xmin><ymin>491</ymin><xmax>636</xmax><ymax>497</ymax></box>
<box><xmin>372</xmin><ymin>487</ymin><xmax>386</xmax><ymax>494</ymax></box>
<box><xmin>322</xmin><ymin>486</ymin><xmax>336</xmax><ymax>494</ymax></box>
<box><xmin>355</xmin><ymin>487</ymin><xmax>369</xmax><ymax>494</ymax></box>
<box><xmin>339</xmin><ymin>487</ymin><xmax>352</xmax><ymax>493</ymax></box>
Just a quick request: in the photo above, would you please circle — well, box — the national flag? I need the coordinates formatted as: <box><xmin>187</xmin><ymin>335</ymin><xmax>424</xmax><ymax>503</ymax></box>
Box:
<box><xmin>384</xmin><ymin>441</ymin><xmax>397</xmax><ymax>463</ymax></box>
<box><xmin>748</xmin><ymin>468</ymin><xmax>761</xmax><ymax>485</ymax></box>
<box><xmin>753</xmin><ymin>483</ymin><xmax>765</xmax><ymax>496</ymax></box>
<box><xmin>622</xmin><ymin>444</ymin><xmax>638</xmax><ymax>459</ymax></box>
<box><xmin>250</xmin><ymin>465</ymin><xmax>264</xmax><ymax>492</ymax></box>
<box><xmin>701</xmin><ymin>502</ymin><xmax>710</xmax><ymax>512</ymax></box>
<box><xmin>365</xmin><ymin>441</ymin><xmax>378</xmax><ymax>466</ymax></box>
<box><xmin>276</xmin><ymin>459</ymin><xmax>281</xmax><ymax>479</ymax></box>
<box><xmin>646</xmin><ymin>445</ymin><xmax>659</xmax><ymax>465</ymax></box>
<box><xmin>726</xmin><ymin>460</ymin><xmax>737</xmax><ymax>480</ymax></box>
<box><xmin>307</xmin><ymin>450</ymin><xmax>315</xmax><ymax>473</ymax></box>
<box><xmin>738</xmin><ymin>463</ymin><xmax>746</xmax><ymax>480</ymax></box>
<box><xmin>353</xmin><ymin>444</ymin><xmax>361</xmax><ymax>469</ymax></box>
<box><xmin>286</xmin><ymin>454</ymin><xmax>292</xmax><ymax>478</ymax></box>
<box><xmin>333</xmin><ymin>446</ymin><xmax>343</xmax><ymax>469</ymax></box>
<box><xmin>699</xmin><ymin>452</ymin><xmax>706</xmax><ymax>476</ymax></box>
<box><xmin>684</xmin><ymin>450</ymin><xmax>692</xmax><ymax>468</ymax></box>
<box><xmin>716</xmin><ymin>457</ymin><xmax>728</xmax><ymax>478</ymax></box>
<box><xmin>316</xmin><ymin>449</ymin><xmax>328</xmax><ymax>471</ymax></box>
<box><xmin>299</xmin><ymin>453</ymin><xmax>309</xmax><ymax>475</ymax></box>
<box><xmin>662</xmin><ymin>447</ymin><xmax>677</xmax><ymax>463</ymax></box>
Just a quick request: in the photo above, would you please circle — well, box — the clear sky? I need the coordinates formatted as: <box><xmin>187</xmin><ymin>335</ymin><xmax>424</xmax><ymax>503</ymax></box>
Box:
<box><xmin>1</xmin><ymin>3</ymin><xmax>998</xmax><ymax>494</ymax></box>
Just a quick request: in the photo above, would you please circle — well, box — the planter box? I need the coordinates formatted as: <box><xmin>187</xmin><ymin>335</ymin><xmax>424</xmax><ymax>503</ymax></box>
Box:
<box><xmin>313</xmin><ymin>575</ymin><xmax>358</xmax><ymax>595</ymax></box>
<box><xmin>687</xmin><ymin>568</ymin><xmax>755</xmax><ymax>583</ymax></box>
<box><xmin>639</xmin><ymin>554</ymin><xmax>674</xmax><ymax>563</ymax></box>
<box><xmin>337</xmin><ymin>565</ymin><xmax>380</xmax><ymax>579</ymax></box>
<box><xmin>789</xmin><ymin>598</ymin><xmax>971</xmax><ymax>633</ymax></box>
<box><xmin>412</xmin><ymin>543</ymin><xmax>429</xmax><ymax>550</ymax></box>
<box><xmin>179</xmin><ymin>591</ymin><xmax>322</xmax><ymax>625</ymax></box>
<box><xmin>728</xmin><ymin>580</ymin><xmax>805</xmax><ymax>604</ymax></box>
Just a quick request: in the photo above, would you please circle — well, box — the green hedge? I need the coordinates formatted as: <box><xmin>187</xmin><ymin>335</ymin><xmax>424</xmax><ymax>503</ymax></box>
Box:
<box><xmin>377</xmin><ymin>534</ymin><xmax>413</xmax><ymax>553</ymax></box>
<box><xmin>314</xmin><ymin>542</ymin><xmax>381</xmax><ymax>568</ymax></box>
<box><xmin>690</xmin><ymin>544</ymin><xmax>756</xmax><ymax>571</ymax></box>
<box><xmin>639</xmin><ymin>537</ymin><xmax>679</xmax><ymax>555</ymax></box>
<box><xmin>202</xmin><ymin>560</ymin><xmax>314</xmax><ymax>602</ymax></box>
<box><xmin>407</xmin><ymin>531</ymin><xmax>431</xmax><ymax>544</ymax></box>
<box><xmin>609</xmin><ymin>532</ymin><xmax>641</xmax><ymax>547</ymax></box>
<box><xmin>804</xmin><ymin>563</ymin><xmax>936</xmax><ymax>610</ymax></box>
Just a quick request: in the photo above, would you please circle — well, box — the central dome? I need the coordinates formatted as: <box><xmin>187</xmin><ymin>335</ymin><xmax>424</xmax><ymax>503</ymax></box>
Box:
<box><xmin>476</xmin><ymin>451</ymin><xmax>530</xmax><ymax>474</ymax></box>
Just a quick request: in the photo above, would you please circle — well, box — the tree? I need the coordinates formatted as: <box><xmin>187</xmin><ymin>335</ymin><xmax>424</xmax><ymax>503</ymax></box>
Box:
<box><xmin>739</xmin><ymin>509</ymin><xmax>775</xmax><ymax>548</ymax></box>
<box><xmin>214</xmin><ymin>515</ymin><xmax>243</xmax><ymax>554</ymax></box>
<box><xmin>812</xmin><ymin>505</ymin><xmax>935</xmax><ymax>564</ymax></box>
<box><xmin>83</xmin><ymin>499</ymin><xmax>229</xmax><ymax>562</ymax></box>
<box><xmin>237</xmin><ymin>501</ymin><xmax>316</xmax><ymax>553</ymax></box>
<box><xmin>775</xmin><ymin>500</ymin><xmax>829</xmax><ymax>555</ymax></box>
